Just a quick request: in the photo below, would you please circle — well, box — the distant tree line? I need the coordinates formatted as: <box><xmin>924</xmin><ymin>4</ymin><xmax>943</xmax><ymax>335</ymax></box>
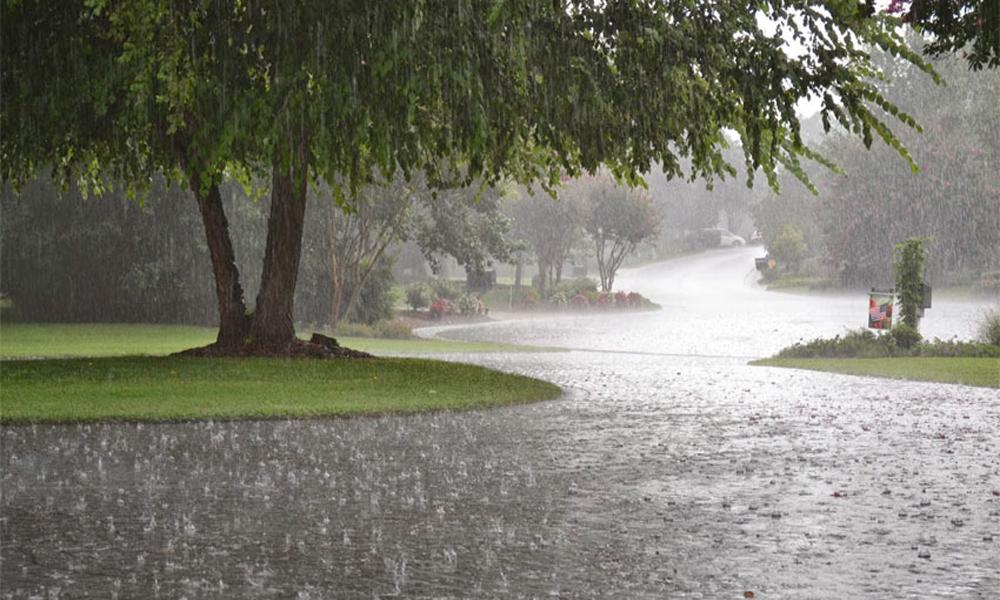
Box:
<box><xmin>506</xmin><ymin>174</ymin><xmax>660</xmax><ymax>294</ymax></box>
<box><xmin>1</xmin><ymin>174</ymin><xmax>509</xmax><ymax>326</ymax></box>
<box><xmin>1</xmin><ymin>169</ymin><xmax>672</xmax><ymax>327</ymax></box>
<box><xmin>2</xmin><ymin>177</ymin><xmax>218</xmax><ymax>324</ymax></box>
<box><xmin>753</xmin><ymin>43</ymin><xmax>1000</xmax><ymax>288</ymax></box>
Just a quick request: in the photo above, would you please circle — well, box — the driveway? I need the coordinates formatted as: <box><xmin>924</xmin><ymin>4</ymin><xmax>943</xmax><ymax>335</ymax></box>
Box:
<box><xmin>3</xmin><ymin>249</ymin><xmax>997</xmax><ymax>598</ymax></box>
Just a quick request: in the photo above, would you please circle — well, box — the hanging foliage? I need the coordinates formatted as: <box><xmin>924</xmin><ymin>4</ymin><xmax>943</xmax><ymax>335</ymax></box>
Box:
<box><xmin>1</xmin><ymin>0</ymin><xmax>959</xmax><ymax>354</ymax></box>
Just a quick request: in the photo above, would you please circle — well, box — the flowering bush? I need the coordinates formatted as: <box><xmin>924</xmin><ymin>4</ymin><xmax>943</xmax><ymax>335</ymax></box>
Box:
<box><xmin>429</xmin><ymin>297</ymin><xmax>455</xmax><ymax>319</ymax></box>
<box><xmin>457</xmin><ymin>293</ymin><xmax>483</xmax><ymax>316</ymax></box>
<box><xmin>504</xmin><ymin>286</ymin><xmax>657</xmax><ymax>312</ymax></box>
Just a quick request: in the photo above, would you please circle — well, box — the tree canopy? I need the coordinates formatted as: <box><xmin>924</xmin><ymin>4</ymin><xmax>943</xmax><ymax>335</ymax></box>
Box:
<box><xmin>4</xmin><ymin>1</ymin><xmax>938</xmax><ymax>189</ymax></box>
<box><xmin>576</xmin><ymin>176</ymin><xmax>661</xmax><ymax>292</ymax></box>
<box><xmin>0</xmin><ymin>0</ymin><xmax>957</xmax><ymax>353</ymax></box>
<box><xmin>752</xmin><ymin>41</ymin><xmax>999</xmax><ymax>288</ymax></box>
<box><xmin>888</xmin><ymin>0</ymin><xmax>1000</xmax><ymax>70</ymax></box>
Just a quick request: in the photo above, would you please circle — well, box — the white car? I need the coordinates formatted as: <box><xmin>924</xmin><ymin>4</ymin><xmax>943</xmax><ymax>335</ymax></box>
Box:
<box><xmin>704</xmin><ymin>228</ymin><xmax>746</xmax><ymax>247</ymax></box>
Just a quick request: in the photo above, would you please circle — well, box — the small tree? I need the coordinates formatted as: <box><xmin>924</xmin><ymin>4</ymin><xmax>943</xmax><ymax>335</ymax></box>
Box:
<box><xmin>770</xmin><ymin>224</ymin><xmax>808</xmax><ymax>274</ymax></box>
<box><xmin>579</xmin><ymin>177</ymin><xmax>661</xmax><ymax>292</ymax></box>
<box><xmin>506</xmin><ymin>187</ymin><xmax>582</xmax><ymax>295</ymax></box>
<box><xmin>406</xmin><ymin>284</ymin><xmax>431</xmax><ymax>311</ymax></box>
<box><xmin>894</xmin><ymin>237</ymin><xmax>928</xmax><ymax>331</ymax></box>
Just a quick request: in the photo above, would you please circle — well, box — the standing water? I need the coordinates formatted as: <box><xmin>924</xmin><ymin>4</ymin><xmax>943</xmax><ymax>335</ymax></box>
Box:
<box><xmin>3</xmin><ymin>248</ymin><xmax>998</xmax><ymax>598</ymax></box>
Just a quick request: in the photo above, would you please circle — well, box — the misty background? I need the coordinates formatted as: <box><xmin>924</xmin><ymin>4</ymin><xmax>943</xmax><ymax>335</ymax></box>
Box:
<box><xmin>2</xmin><ymin>46</ymin><xmax>997</xmax><ymax>329</ymax></box>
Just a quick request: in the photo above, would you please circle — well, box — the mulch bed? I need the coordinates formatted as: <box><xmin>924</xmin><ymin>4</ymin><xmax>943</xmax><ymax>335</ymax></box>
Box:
<box><xmin>174</xmin><ymin>333</ymin><xmax>372</xmax><ymax>359</ymax></box>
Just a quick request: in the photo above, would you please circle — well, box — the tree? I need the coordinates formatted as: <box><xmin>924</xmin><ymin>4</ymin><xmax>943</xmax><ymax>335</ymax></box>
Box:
<box><xmin>895</xmin><ymin>237</ymin><xmax>928</xmax><ymax>330</ymax></box>
<box><xmin>769</xmin><ymin>224</ymin><xmax>809</xmax><ymax>274</ymax></box>
<box><xmin>887</xmin><ymin>0</ymin><xmax>1000</xmax><ymax>69</ymax></box>
<box><xmin>323</xmin><ymin>172</ymin><xmax>510</xmax><ymax>329</ymax></box>
<box><xmin>0</xmin><ymin>178</ymin><xmax>216</xmax><ymax>324</ymax></box>
<box><xmin>322</xmin><ymin>178</ymin><xmax>415</xmax><ymax>331</ymax></box>
<box><xmin>578</xmin><ymin>177</ymin><xmax>661</xmax><ymax>292</ymax></box>
<box><xmin>413</xmin><ymin>182</ymin><xmax>511</xmax><ymax>284</ymax></box>
<box><xmin>815</xmin><ymin>43</ymin><xmax>1000</xmax><ymax>287</ymax></box>
<box><xmin>507</xmin><ymin>188</ymin><xmax>583</xmax><ymax>295</ymax></box>
<box><xmin>3</xmin><ymin>0</ymin><xmax>941</xmax><ymax>355</ymax></box>
<box><xmin>745</xmin><ymin>37</ymin><xmax>999</xmax><ymax>288</ymax></box>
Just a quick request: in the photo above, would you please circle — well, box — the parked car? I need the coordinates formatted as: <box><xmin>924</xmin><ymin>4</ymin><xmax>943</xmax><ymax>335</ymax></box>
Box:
<box><xmin>684</xmin><ymin>228</ymin><xmax>747</xmax><ymax>249</ymax></box>
<box><xmin>704</xmin><ymin>228</ymin><xmax>746</xmax><ymax>247</ymax></box>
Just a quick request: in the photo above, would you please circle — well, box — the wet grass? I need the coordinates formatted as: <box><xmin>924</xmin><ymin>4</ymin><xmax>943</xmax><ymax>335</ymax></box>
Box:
<box><xmin>0</xmin><ymin>323</ymin><xmax>556</xmax><ymax>359</ymax></box>
<box><xmin>753</xmin><ymin>357</ymin><xmax>999</xmax><ymax>388</ymax></box>
<box><xmin>762</xmin><ymin>275</ymin><xmax>838</xmax><ymax>293</ymax></box>
<box><xmin>0</xmin><ymin>356</ymin><xmax>562</xmax><ymax>423</ymax></box>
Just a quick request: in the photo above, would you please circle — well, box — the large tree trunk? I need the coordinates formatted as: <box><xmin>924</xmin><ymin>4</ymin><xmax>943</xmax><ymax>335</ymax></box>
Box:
<box><xmin>191</xmin><ymin>178</ymin><xmax>248</xmax><ymax>349</ymax></box>
<box><xmin>251</xmin><ymin>160</ymin><xmax>309</xmax><ymax>351</ymax></box>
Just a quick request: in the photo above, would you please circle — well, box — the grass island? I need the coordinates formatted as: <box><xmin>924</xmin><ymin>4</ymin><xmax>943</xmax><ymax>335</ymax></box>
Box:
<box><xmin>0</xmin><ymin>324</ymin><xmax>562</xmax><ymax>424</ymax></box>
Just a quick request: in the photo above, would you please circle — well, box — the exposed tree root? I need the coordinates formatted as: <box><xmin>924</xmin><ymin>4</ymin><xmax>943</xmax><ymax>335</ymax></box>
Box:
<box><xmin>174</xmin><ymin>333</ymin><xmax>372</xmax><ymax>359</ymax></box>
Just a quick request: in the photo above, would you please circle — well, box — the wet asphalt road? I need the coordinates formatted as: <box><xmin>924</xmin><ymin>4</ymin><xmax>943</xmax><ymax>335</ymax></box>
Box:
<box><xmin>3</xmin><ymin>248</ymin><xmax>998</xmax><ymax>598</ymax></box>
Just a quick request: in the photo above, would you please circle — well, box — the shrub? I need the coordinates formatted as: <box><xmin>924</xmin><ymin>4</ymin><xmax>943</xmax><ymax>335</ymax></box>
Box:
<box><xmin>405</xmin><ymin>284</ymin><xmax>431</xmax><ymax>311</ymax></box>
<box><xmin>570</xmin><ymin>293</ymin><xmax>590</xmax><ymax>308</ymax></box>
<box><xmin>517</xmin><ymin>288</ymin><xmax>541</xmax><ymax>309</ymax></box>
<box><xmin>554</xmin><ymin>278</ymin><xmax>598</xmax><ymax>297</ymax></box>
<box><xmin>918</xmin><ymin>338</ymin><xmax>1000</xmax><ymax>358</ymax></box>
<box><xmin>429</xmin><ymin>297</ymin><xmax>455</xmax><ymax>319</ymax></box>
<box><xmin>429</xmin><ymin>280</ymin><xmax>461</xmax><ymax>301</ymax></box>
<box><xmin>548</xmin><ymin>291</ymin><xmax>568</xmax><ymax>307</ymax></box>
<box><xmin>334</xmin><ymin>322</ymin><xmax>376</xmax><ymax>338</ymax></box>
<box><xmin>890</xmin><ymin>322</ymin><xmax>922</xmax><ymax>349</ymax></box>
<box><xmin>978</xmin><ymin>306</ymin><xmax>1000</xmax><ymax>346</ymax></box>
<box><xmin>457</xmin><ymin>294</ymin><xmax>480</xmax><ymax>316</ymax></box>
<box><xmin>774</xmin><ymin>327</ymin><xmax>1000</xmax><ymax>359</ymax></box>
<box><xmin>335</xmin><ymin>320</ymin><xmax>413</xmax><ymax>339</ymax></box>
<box><xmin>769</xmin><ymin>224</ymin><xmax>808</xmax><ymax>273</ymax></box>
<box><xmin>345</xmin><ymin>261</ymin><xmax>396</xmax><ymax>325</ymax></box>
<box><xmin>374</xmin><ymin>320</ymin><xmax>413</xmax><ymax>339</ymax></box>
<box><xmin>776</xmin><ymin>329</ymin><xmax>899</xmax><ymax>359</ymax></box>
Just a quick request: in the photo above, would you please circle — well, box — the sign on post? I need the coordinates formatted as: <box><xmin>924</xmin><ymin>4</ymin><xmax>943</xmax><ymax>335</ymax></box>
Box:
<box><xmin>868</xmin><ymin>289</ymin><xmax>894</xmax><ymax>330</ymax></box>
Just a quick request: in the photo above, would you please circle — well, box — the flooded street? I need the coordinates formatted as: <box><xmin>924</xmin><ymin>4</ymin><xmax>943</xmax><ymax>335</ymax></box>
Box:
<box><xmin>3</xmin><ymin>249</ymin><xmax>999</xmax><ymax>598</ymax></box>
<box><xmin>432</xmin><ymin>246</ymin><xmax>991</xmax><ymax>358</ymax></box>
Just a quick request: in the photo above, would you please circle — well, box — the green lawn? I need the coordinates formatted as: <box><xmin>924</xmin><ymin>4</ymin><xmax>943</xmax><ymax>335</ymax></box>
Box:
<box><xmin>0</xmin><ymin>323</ymin><xmax>556</xmax><ymax>359</ymax></box>
<box><xmin>0</xmin><ymin>356</ymin><xmax>561</xmax><ymax>423</ymax></box>
<box><xmin>0</xmin><ymin>323</ymin><xmax>563</xmax><ymax>423</ymax></box>
<box><xmin>762</xmin><ymin>275</ymin><xmax>837</xmax><ymax>293</ymax></box>
<box><xmin>752</xmin><ymin>357</ymin><xmax>999</xmax><ymax>388</ymax></box>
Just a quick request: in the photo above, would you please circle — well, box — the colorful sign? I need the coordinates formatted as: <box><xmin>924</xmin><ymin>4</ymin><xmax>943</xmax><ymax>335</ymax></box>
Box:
<box><xmin>868</xmin><ymin>293</ymin><xmax>894</xmax><ymax>330</ymax></box>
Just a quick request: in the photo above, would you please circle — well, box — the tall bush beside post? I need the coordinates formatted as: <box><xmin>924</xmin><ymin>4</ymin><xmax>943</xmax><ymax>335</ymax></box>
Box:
<box><xmin>894</xmin><ymin>237</ymin><xmax>928</xmax><ymax>347</ymax></box>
